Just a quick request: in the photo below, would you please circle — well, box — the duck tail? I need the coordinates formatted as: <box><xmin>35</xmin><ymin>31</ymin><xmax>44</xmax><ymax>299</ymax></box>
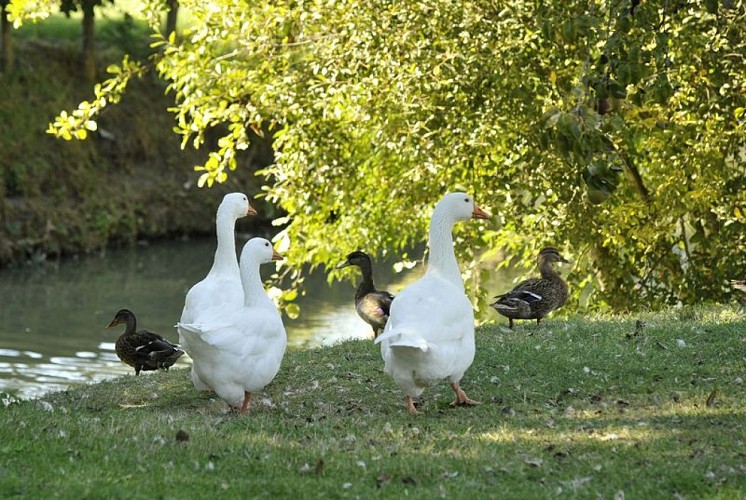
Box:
<box><xmin>491</xmin><ymin>301</ymin><xmax>521</xmax><ymax>313</ymax></box>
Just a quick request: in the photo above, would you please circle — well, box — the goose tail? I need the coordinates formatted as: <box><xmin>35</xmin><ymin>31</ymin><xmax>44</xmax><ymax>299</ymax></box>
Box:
<box><xmin>375</xmin><ymin>329</ymin><xmax>429</xmax><ymax>352</ymax></box>
<box><xmin>176</xmin><ymin>321</ymin><xmax>203</xmax><ymax>336</ymax></box>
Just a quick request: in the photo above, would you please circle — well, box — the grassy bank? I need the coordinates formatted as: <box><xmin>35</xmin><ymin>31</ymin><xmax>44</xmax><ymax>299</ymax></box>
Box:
<box><xmin>1</xmin><ymin>306</ymin><xmax>744</xmax><ymax>498</ymax></box>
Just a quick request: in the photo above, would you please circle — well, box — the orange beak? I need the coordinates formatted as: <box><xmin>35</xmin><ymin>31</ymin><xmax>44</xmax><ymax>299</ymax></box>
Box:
<box><xmin>105</xmin><ymin>319</ymin><xmax>119</xmax><ymax>329</ymax></box>
<box><xmin>472</xmin><ymin>204</ymin><xmax>490</xmax><ymax>220</ymax></box>
<box><xmin>247</xmin><ymin>205</ymin><xmax>258</xmax><ymax>217</ymax></box>
<box><xmin>272</xmin><ymin>249</ymin><xmax>284</xmax><ymax>261</ymax></box>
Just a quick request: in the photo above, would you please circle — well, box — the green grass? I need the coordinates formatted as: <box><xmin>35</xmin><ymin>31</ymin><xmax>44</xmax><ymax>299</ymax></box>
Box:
<box><xmin>14</xmin><ymin>1</ymin><xmax>153</xmax><ymax>60</ymax></box>
<box><xmin>1</xmin><ymin>306</ymin><xmax>745</xmax><ymax>498</ymax></box>
<box><xmin>12</xmin><ymin>0</ymin><xmax>185</xmax><ymax>49</ymax></box>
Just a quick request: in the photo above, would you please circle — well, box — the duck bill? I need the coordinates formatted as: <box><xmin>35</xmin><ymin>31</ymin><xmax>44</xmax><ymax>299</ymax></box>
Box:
<box><xmin>335</xmin><ymin>261</ymin><xmax>351</xmax><ymax>269</ymax></box>
<box><xmin>472</xmin><ymin>204</ymin><xmax>490</xmax><ymax>220</ymax></box>
<box><xmin>247</xmin><ymin>205</ymin><xmax>258</xmax><ymax>217</ymax></box>
<box><xmin>105</xmin><ymin>320</ymin><xmax>118</xmax><ymax>329</ymax></box>
<box><xmin>272</xmin><ymin>249</ymin><xmax>284</xmax><ymax>261</ymax></box>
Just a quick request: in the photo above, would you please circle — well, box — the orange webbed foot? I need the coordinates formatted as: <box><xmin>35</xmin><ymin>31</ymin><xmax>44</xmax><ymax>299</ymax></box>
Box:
<box><xmin>450</xmin><ymin>382</ymin><xmax>480</xmax><ymax>407</ymax></box>
<box><xmin>405</xmin><ymin>395</ymin><xmax>419</xmax><ymax>415</ymax></box>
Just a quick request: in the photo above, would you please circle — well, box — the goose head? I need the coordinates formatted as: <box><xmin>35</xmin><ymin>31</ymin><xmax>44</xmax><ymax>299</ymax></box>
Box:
<box><xmin>106</xmin><ymin>308</ymin><xmax>135</xmax><ymax>329</ymax></box>
<box><xmin>434</xmin><ymin>192</ymin><xmax>490</xmax><ymax>222</ymax></box>
<box><xmin>240</xmin><ymin>237</ymin><xmax>283</xmax><ymax>266</ymax></box>
<box><xmin>219</xmin><ymin>192</ymin><xmax>257</xmax><ymax>219</ymax></box>
<box><xmin>336</xmin><ymin>250</ymin><xmax>371</xmax><ymax>270</ymax></box>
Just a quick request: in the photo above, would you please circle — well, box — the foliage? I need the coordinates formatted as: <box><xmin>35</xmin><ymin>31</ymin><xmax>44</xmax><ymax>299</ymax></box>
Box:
<box><xmin>6</xmin><ymin>0</ymin><xmax>57</xmax><ymax>27</ymax></box>
<box><xmin>0</xmin><ymin>38</ymin><xmax>263</xmax><ymax>265</ymax></box>
<box><xmin>44</xmin><ymin>0</ymin><xmax>746</xmax><ymax>311</ymax></box>
<box><xmin>46</xmin><ymin>54</ymin><xmax>146</xmax><ymax>140</ymax></box>
<box><xmin>1</xmin><ymin>309</ymin><xmax>745</xmax><ymax>497</ymax></box>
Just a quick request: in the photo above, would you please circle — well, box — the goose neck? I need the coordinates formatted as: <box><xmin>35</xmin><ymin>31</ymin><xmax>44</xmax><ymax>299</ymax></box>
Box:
<box><xmin>240</xmin><ymin>262</ymin><xmax>268</xmax><ymax>308</ymax></box>
<box><xmin>426</xmin><ymin>212</ymin><xmax>463</xmax><ymax>287</ymax></box>
<box><xmin>210</xmin><ymin>210</ymin><xmax>240</xmax><ymax>277</ymax></box>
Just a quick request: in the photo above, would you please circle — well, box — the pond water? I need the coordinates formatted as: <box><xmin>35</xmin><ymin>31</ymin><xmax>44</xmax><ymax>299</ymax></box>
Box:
<box><xmin>0</xmin><ymin>237</ymin><xmax>426</xmax><ymax>399</ymax></box>
<box><xmin>0</xmin><ymin>237</ymin><xmax>516</xmax><ymax>400</ymax></box>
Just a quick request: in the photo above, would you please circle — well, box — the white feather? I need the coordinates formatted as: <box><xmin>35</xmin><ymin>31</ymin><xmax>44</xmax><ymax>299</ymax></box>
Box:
<box><xmin>376</xmin><ymin>193</ymin><xmax>481</xmax><ymax>405</ymax></box>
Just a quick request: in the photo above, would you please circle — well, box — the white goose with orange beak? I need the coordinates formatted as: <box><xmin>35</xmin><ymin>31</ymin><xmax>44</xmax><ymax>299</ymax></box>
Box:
<box><xmin>375</xmin><ymin>192</ymin><xmax>489</xmax><ymax>414</ymax></box>
<box><xmin>177</xmin><ymin>237</ymin><xmax>287</xmax><ymax>414</ymax></box>
<box><xmin>178</xmin><ymin>192</ymin><xmax>257</xmax><ymax>391</ymax></box>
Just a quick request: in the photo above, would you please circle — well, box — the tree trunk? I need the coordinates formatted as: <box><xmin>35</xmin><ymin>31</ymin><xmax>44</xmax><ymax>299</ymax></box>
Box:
<box><xmin>165</xmin><ymin>0</ymin><xmax>179</xmax><ymax>38</ymax></box>
<box><xmin>82</xmin><ymin>3</ymin><xmax>96</xmax><ymax>82</ymax></box>
<box><xmin>1</xmin><ymin>6</ymin><xmax>12</xmax><ymax>74</ymax></box>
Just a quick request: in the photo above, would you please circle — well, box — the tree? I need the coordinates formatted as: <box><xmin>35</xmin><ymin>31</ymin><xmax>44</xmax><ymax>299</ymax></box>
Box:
<box><xmin>163</xmin><ymin>0</ymin><xmax>177</xmax><ymax>38</ymax></box>
<box><xmin>60</xmin><ymin>0</ymin><xmax>113</xmax><ymax>82</ymax></box>
<box><xmin>1</xmin><ymin>0</ymin><xmax>13</xmax><ymax>73</ymax></box>
<box><xmin>43</xmin><ymin>0</ymin><xmax>746</xmax><ymax>312</ymax></box>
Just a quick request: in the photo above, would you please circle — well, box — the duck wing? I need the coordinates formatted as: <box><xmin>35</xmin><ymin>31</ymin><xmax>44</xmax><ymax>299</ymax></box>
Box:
<box><xmin>357</xmin><ymin>291</ymin><xmax>395</xmax><ymax>324</ymax></box>
<box><xmin>497</xmin><ymin>278</ymin><xmax>543</xmax><ymax>300</ymax></box>
<box><xmin>130</xmin><ymin>331</ymin><xmax>184</xmax><ymax>368</ymax></box>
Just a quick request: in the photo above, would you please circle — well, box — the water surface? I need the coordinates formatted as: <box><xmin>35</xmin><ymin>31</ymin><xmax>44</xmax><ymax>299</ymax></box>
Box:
<box><xmin>0</xmin><ymin>238</ymin><xmax>418</xmax><ymax>399</ymax></box>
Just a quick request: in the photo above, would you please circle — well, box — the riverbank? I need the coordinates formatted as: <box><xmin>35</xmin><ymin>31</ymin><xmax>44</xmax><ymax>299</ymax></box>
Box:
<box><xmin>0</xmin><ymin>38</ymin><xmax>274</xmax><ymax>267</ymax></box>
<box><xmin>2</xmin><ymin>306</ymin><xmax>744</xmax><ymax>498</ymax></box>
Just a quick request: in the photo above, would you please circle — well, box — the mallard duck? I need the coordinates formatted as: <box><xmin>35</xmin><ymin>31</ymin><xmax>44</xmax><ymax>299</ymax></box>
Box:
<box><xmin>336</xmin><ymin>251</ymin><xmax>395</xmax><ymax>338</ymax></box>
<box><xmin>490</xmin><ymin>247</ymin><xmax>569</xmax><ymax>329</ymax></box>
<box><xmin>177</xmin><ymin>238</ymin><xmax>287</xmax><ymax>414</ymax></box>
<box><xmin>374</xmin><ymin>192</ymin><xmax>489</xmax><ymax>414</ymax></box>
<box><xmin>106</xmin><ymin>309</ymin><xmax>185</xmax><ymax>375</ymax></box>
<box><xmin>179</xmin><ymin>192</ymin><xmax>256</xmax><ymax>390</ymax></box>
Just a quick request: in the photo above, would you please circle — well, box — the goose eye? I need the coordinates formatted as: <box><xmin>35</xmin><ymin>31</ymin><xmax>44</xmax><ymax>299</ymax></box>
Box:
<box><xmin>464</xmin><ymin>198</ymin><xmax>470</xmax><ymax>203</ymax></box>
<box><xmin>265</xmin><ymin>242</ymin><xmax>269</xmax><ymax>247</ymax></box>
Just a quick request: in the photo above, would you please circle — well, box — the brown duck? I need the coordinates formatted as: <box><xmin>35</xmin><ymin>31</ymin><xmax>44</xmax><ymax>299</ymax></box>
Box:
<box><xmin>490</xmin><ymin>247</ymin><xmax>569</xmax><ymax>329</ymax></box>
<box><xmin>336</xmin><ymin>251</ymin><xmax>395</xmax><ymax>338</ymax></box>
<box><xmin>106</xmin><ymin>309</ymin><xmax>184</xmax><ymax>375</ymax></box>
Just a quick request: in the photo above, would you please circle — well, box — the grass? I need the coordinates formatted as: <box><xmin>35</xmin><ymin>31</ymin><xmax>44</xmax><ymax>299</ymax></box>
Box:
<box><xmin>14</xmin><ymin>0</ymin><xmax>151</xmax><ymax>49</ymax></box>
<box><xmin>1</xmin><ymin>305</ymin><xmax>745</xmax><ymax>498</ymax></box>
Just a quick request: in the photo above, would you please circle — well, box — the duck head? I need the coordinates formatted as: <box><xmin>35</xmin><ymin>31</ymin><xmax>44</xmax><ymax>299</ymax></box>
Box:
<box><xmin>538</xmin><ymin>247</ymin><xmax>570</xmax><ymax>266</ymax></box>
<box><xmin>336</xmin><ymin>250</ymin><xmax>371</xmax><ymax>270</ymax></box>
<box><xmin>106</xmin><ymin>308</ymin><xmax>135</xmax><ymax>329</ymax></box>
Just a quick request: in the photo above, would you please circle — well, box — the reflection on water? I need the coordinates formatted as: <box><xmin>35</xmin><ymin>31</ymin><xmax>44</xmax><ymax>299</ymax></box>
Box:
<box><xmin>0</xmin><ymin>238</ymin><xmax>421</xmax><ymax>399</ymax></box>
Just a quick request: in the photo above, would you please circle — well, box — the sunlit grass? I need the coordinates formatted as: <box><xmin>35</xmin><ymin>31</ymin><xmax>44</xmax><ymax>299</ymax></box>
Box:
<box><xmin>14</xmin><ymin>1</ymin><xmax>149</xmax><ymax>41</ymax></box>
<box><xmin>12</xmin><ymin>0</ymin><xmax>195</xmax><ymax>46</ymax></box>
<box><xmin>1</xmin><ymin>305</ymin><xmax>744</xmax><ymax>498</ymax></box>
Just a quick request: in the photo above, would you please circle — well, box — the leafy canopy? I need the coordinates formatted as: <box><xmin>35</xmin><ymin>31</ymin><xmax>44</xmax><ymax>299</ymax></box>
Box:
<box><xmin>31</xmin><ymin>0</ymin><xmax>746</xmax><ymax>312</ymax></box>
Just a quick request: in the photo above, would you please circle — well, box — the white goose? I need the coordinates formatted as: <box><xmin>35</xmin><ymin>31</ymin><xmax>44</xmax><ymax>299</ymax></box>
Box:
<box><xmin>177</xmin><ymin>238</ymin><xmax>287</xmax><ymax>413</ymax></box>
<box><xmin>179</xmin><ymin>192</ymin><xmax>256</xmax><ymax>390</ymax></box>
<box><xmin>374</xmin><ymin>192</ymin><xmax>489</xmax><ymax>414</ymax></box>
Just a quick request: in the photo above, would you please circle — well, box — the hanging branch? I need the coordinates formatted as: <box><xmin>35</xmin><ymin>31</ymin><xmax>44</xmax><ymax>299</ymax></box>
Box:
<box><xmin>616</xmin><ymin>148</ymin><xmax>650</xmax><ymax>203</ymax></box>
<box><xmin>600</xmin><ymin>135</ymin><xmax>651</xmax><ymax>203</ymax></box>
